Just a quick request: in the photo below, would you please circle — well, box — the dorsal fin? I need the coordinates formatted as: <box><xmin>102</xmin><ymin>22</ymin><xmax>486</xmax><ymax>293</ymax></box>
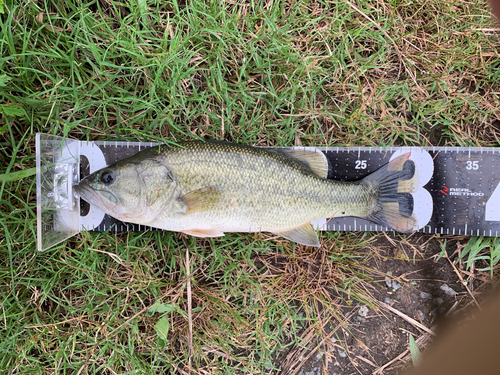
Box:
<box><xmin>278</xmin><ymin>148</ymin><xmax>329</xmax><ymax>178</ymax></box>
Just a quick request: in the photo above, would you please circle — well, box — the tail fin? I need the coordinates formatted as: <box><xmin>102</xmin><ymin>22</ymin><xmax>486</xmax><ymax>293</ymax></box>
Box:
<box><xmin>362</xmin><ymin>152</ymin><xmax>419</xmax><ymax>232</ymax></box>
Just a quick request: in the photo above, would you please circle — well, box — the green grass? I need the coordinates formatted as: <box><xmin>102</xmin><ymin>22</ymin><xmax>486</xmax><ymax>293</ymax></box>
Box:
<box><xmin>1</xmin><ymin>0</ymin><xmax>500</xmax><ymax>373</ymax></box>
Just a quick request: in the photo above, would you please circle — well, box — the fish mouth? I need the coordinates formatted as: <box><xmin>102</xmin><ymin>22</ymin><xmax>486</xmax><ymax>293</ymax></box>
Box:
<box><xmin>74</xmin><ymin>183</ymin><xmax>116</xmax><ymax>213</ymax></box>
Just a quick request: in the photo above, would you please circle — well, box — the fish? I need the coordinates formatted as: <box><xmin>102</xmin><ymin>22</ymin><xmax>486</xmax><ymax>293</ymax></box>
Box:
<box><xmin>74</xmin><ymin>140</ymin><xmax>419</xmax><ymax>247</ymax></box>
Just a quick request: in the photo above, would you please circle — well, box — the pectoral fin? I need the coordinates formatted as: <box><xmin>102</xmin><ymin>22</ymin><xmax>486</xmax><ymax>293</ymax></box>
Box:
<box><xmin>182</xmin><ymin>228</ymin><xmax>225</xmax><ymax>237</ymax></box>
<box><xmin>275</xmin><ymin>223</ymin><xmax>321</xmax><ymax>247</ymax></box>
<box><xmin>178</xmin><ymin>187</ymin><xmax>222</xmax><ymax>214</ymax></box>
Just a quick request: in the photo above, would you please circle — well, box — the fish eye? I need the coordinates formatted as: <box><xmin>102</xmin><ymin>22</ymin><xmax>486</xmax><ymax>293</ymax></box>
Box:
<box><xmin>100</xmin><ymin>169</ymin><xmax>115</xmax><ymax>186</ymax></box>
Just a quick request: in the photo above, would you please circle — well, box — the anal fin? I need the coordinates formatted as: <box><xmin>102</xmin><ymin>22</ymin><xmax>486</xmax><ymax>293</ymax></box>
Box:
<box><xmin>182</xmin><ymin>228</ymin><xmax>225</xmax><ymax>238</ymax></box>
<box><xmin>275</xmin><ymin>223</ymin><xmax>320</xmax><ymax>247</ymax></box>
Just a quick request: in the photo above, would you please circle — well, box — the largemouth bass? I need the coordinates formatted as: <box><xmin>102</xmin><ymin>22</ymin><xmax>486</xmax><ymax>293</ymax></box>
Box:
<box><xmin>74</xmin><ymin>141</ymin><xmax>418</xmax><ymax>247</ymax></box>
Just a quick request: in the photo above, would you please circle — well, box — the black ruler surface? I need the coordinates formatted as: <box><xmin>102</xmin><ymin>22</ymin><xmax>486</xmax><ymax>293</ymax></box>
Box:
<box><xmin>78</xmin><ymin>143</ymin><xmax>500</xmax><ymax>237</ymax></box>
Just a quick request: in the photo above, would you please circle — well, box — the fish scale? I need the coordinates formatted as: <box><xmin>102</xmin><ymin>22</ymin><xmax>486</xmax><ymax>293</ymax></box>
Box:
<box><xmin>151</xmin><ymin>141</ymin><xmax>367</xmax><ymax>232</ymax></box>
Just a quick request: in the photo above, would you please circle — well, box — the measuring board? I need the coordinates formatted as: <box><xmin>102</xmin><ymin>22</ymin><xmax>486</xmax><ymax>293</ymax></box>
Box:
<box><xmin>36</xmin><ymin>133</ymin><xmax>500</xmax><ymax>251</ymax></box>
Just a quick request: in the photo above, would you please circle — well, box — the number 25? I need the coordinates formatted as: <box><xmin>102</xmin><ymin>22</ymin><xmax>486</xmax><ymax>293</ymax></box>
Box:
<box><xmin>355</xmin><ymin>160</ymin><xmax>367</xmax><ymax>169</ymax></box>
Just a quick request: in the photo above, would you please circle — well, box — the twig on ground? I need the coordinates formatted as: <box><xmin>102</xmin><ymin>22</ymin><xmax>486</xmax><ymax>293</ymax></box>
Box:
<box><xmin>372</xmin><ymin>332</ymin><xmax>432</xmax><ymax>374</ymax></box>
<box><xmin>281</xmin><ymin>310</ymin><xmax>356</xmax><ymax>375</ymax></box>
<box><xmin>443</xmin><ymin>248</ymin><xmax>481</xmax><ymax>310</ymax></box>
<box><xmin>378</xmin><ymin>301</ymin><xmax>435</xmax><ymax>336</ymax></box>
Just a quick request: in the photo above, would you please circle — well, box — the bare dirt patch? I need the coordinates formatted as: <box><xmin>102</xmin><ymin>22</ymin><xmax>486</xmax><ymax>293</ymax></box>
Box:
<box><xmin>276</xmin><ymin>233</ymin><xmax>496</xmax><ymax>375</ymax></box>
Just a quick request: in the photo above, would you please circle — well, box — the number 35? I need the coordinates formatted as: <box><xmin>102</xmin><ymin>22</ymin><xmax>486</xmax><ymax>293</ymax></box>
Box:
<box><xmin>466</xmin><ymin>161</ymin><xmax>479</xmax><ymax>170</ymax></box>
